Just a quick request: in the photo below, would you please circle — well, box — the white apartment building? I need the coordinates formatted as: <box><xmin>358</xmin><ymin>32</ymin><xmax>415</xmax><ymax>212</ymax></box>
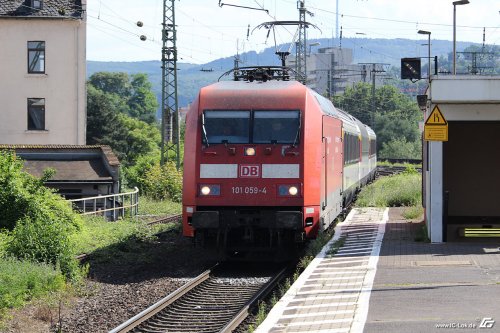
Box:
<box><xmin>0</xmin><ymin>0</ymin><xmax>86</xmax><ymax>145</ymax></box>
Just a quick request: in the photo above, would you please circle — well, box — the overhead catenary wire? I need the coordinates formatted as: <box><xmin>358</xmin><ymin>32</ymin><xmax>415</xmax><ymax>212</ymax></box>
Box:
<box><xmin>85</xmin><ymin>0</ymin><xmax>498</xmax><ymax>65</ymax></box>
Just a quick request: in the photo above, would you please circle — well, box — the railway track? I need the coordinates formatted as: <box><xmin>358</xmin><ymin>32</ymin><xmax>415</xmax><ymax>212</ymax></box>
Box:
<box><xmin>376</xmin><ymin>165</ymin><xmax>422</xmax><ymax>177</ymax></box>
<box><xmin>109</xmin><ymin>264</ymin><xmax>286</xmax><ymax>333</ymax></box>
<box><xmin>145</xmin><ymin>214</ymin><xmax>182</xmax><ymax>226</ymax></box>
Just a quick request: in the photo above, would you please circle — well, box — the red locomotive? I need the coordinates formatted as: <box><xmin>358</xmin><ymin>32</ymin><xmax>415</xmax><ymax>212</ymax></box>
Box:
<box><xmin>182</xmin><ymin>69</ymin><xmax>376</xmax><ymax>258</ymax></box>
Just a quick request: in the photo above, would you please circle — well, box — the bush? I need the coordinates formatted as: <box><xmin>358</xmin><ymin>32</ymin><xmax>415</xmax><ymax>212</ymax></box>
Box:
<box><xmin>0</xmin><ymin>152</ymin><xmax>82</xmax><ymax>280</ymax></box>
<box><xmin>0</xmin><ymin>257</ymin><xmax>65</xmax><ymax>316</ymax></box>
<box><xmin>124</xmin><ymin>154</ymin><xmax>183</xmax><ymax>202</ymax></box>
<box><xmin>8</xmin><ymin>216</ymin><xmax>80</xmax><ymax>281</ymax></box>
<box><xmin>123</xmin><ymin>152</ymin><xmax>158</xmax><ymax>189</ymax></box>
<box><xmin>0</xmin><ymin>232</ymin><xmax>11</xmax><ymax>259</ymax></box>
<box><xmin>140</xmin><ymin>162</ymin><xmax>183</xmax><ymax>202</ymax></box>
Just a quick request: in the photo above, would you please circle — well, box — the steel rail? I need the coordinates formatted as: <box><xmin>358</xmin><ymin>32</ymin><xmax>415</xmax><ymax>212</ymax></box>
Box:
<box><xmin>145</xmin><ymin>213</ymin><xmax>182</xmax><ymax>226</ymax></box>
<box><xmin>219</xmin><ymin>266</ymin><xmax>287</xmax><ymax>333</ymax></box>
<box><xmin>108</xmin><ymin>266</ymin><xmax>215</xmax><ymax>333</ymax></box>
<box><xmin>109</xmin><ymin>264</ymin><xmax>286</xmax><ymax>333</ymax></box>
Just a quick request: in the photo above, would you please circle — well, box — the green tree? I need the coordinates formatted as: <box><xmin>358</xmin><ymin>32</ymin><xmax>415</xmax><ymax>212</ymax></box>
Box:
<box><xmin>86</xmin><ymin>85</ymin><xmax>129</xmax><ymax>161</ymax></box>
<box><xmin>333</xmin><ymin>83</ymin><xmax>372</xmax><ymax>125</ymax></box>
<box><xmin>379</xmin><ymin>136</ymin><xmax>421</xmax><ymax>159</ymax></box>
<box><xmin>87</xmin><ymin>84</ymin><xmax>161</xmax><ymax>166</ymax></box>
<box><xmin>129</xmin><ymin>73</ymin><xmax>158</xmax><ymax>124</ymax></box>
<box><xmin>88</xmin><ymin>72</ymin><xmax>131</xmax><ymax>98</ymax></box>
<box><xmin>332</xmin><ymin>83</ymin><xmax>423</xmax><ymax>159</ymax></box>
<box><xmin>119</xmin><ymin>114</ymin><xmax>161</xmax><ymax>165</ymax></box>
<box><xmin>88</xmin><ymin>71</ymin><xmax>158</xmax><ymax>124</ymax></box>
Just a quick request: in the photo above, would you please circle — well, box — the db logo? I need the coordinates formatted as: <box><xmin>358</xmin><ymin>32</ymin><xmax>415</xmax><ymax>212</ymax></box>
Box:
<box><xmin>239</xmin><ymin>164</ymin><xmax>260</xmax><ymax>178</ymax></box>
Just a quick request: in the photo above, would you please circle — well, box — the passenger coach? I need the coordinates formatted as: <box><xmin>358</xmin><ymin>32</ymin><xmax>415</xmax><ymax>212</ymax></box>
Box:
<box><xmin>182</xmin><ymin>79</ymin><xmax>376</xmax><ymax>258</ymax></box>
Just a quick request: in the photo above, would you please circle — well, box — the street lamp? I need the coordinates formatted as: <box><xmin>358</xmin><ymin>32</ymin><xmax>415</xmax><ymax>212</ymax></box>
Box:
<box><xmin>418</xmin><ymin>30</ymin><xmax>431</xmax><ymax>81</ymax></box>
<box><xmin>453</xmin><ymin>0</ymin><xmax>469</xmax><ymax>75</ymax></box>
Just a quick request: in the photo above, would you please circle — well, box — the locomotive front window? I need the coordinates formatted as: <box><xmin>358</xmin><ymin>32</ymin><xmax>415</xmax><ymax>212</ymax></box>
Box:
<box><xmin>253</xmin><ymin>111</ymin><xmax>300</xmax><ymax>144</ymax></box>
<box><xmin>203</xmin><ymin>110</ymin><xmax>250</xmax><ymax>144</ymax></box>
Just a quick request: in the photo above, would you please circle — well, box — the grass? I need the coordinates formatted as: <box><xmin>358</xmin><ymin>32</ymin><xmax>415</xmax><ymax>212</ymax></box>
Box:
<box><xmin>403</xmin><ymin>205</ymin><xmax>424</xmax><ymax>220</ymax></box>
<box><xmin>137</xmin><ymin>196</ymin><xmax>181</xmax><ymax>216</ymax></box>
<box><xmin>356</xmin><ymin>172</ymin><xmax>422</xmax><ymax>208</ymax></box>
<box><xmin>377</xmin><ymin>161</ymin><xmax>422</xmax><ymax>168</ymax></box>
<box><xmin>327</xmin><ymin>237</ymin><xmax>346</xmax><ymax>256</ymax></box>
<box><xmin>73</xmin><ymin>197</ymin><xmax>181</xmax><ymax>255</ymax></box>
<box><xmin>72</xmin><ymin>216</ymin><xmax>178</xmax><ymax>255</ymax></box>
<box><xmin>0</xmin><ymin>197</ymin><xmax>181</xmax><ymax>324</ymax></box>
<box><xmin>0</xmin><ymin>257</ymin><xmax>66</xmax><ymax>322</ymax></box>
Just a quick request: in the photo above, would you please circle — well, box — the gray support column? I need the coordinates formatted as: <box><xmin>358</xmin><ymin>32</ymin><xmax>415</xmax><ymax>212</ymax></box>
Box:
<box><xmin>429</xmin><ymin>140</ymin><xmax>443</xmax><ymax>243</ymax></box>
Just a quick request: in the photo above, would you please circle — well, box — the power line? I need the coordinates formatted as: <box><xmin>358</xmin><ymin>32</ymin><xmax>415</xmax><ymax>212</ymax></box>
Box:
<box><xmin>306</xmin><ymin>4</ymin><xmax>499</xmax><ymax>30</ymax></box>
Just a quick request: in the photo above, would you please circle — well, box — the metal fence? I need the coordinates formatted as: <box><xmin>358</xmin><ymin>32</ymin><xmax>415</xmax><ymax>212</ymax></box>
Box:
<box><xmin>68</xmin><ymin>187</ymin><xmax>139</xmax><ymax>221</ymax></box>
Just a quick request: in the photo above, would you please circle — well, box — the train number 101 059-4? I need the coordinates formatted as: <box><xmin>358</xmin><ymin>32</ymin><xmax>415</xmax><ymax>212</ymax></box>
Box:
<box><xmin>231</xmin><ymin>186</ymin><xmax>267</xmax><ymax>194</ymax></box>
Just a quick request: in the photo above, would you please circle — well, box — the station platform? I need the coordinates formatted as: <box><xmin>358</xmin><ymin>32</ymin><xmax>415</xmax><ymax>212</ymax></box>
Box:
<box><xmin>256</xmin><ymin>207</ymin><xmax>500</xmax><ymax>333</ymax></box>
<box><xmin>256</xmin><ymin>207</ymin><xmax>388</xmax><ymax>333</ymax></box>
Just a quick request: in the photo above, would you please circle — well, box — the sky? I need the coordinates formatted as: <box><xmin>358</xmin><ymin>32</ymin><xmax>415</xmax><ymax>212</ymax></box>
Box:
<box><xmin>86</xmin><ymin>0</ymin><xmax>500</xmax><ymax>64</ymax></box>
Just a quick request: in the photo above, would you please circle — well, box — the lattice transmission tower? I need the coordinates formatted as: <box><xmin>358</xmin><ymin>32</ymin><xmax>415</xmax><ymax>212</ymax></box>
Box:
<box><xmin>296</xmin><ymin>1</ymin><xmax>308</xmax><ymax>84</ymax></box>
<box><xmin>160</xmin><ymin>0</ymin><xmax>180</xmax><ymax>168</ymax></box>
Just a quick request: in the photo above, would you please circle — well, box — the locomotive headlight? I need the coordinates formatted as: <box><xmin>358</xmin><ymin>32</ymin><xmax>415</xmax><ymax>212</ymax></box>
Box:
<box><xmin>199</xmin><ymin>184</ymin><xmax>221</xmax><ymax>196</ymax></box>
<box><xmin>245</xmin><ymin>147</ymin><xmax>256</xmax><ymax>156</ymax></box>
<box><xmin>288</xmin><ymin>186</ymin><xmax>298</xmax><ymax>196</ymax></box>
<box><xmin>201</xmin><ymin>186</ymin><xmax>211</xmax><ymax>195</ymax></box>
<box><xmin>278</xmin><ymin>184</ymin><xmax>300</xmax><ymax>196</ymax></box>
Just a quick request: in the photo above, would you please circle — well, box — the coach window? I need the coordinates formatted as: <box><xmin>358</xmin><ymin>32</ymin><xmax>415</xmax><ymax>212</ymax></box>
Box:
<box><xmin>253</xmin><ymin>110</ymin><xmax>300</xmax><ymax>144</ymax></box>
<box><xmin>28</xmin><ymin>41</ymin><xmax>45</xmax><ymax>74</ymax></box>
<box><xmin>344</xmin><ymin>133</ymin><xmax>360</xmax><ymax>165</ymax></box>
<box><xmin>203</xmin><ymin>110</ymin><xmax>250</xmax><ymax>144</ymax></box>
<box><xmin>27</xmin><ymin>98</ymin><xmax>45</xmax><ymax>130</ymax></box>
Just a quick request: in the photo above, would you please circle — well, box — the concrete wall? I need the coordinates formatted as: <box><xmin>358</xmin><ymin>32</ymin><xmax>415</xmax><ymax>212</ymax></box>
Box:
<box><xmin>0</xmin><ymin>16</ymin><xmax>86</xmax><ymax>145</ymax></box>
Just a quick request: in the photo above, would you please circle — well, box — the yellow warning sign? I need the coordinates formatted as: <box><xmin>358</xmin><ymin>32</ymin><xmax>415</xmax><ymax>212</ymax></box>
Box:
<box><xmin>425</xmin><ymin>105</ymin><xmax>447</xmax><ymax>125</ymax></box>
<box><xmin>424</xmin><ymin>105</ymin><xmax>448</xmax><ymax>141</ymax></box>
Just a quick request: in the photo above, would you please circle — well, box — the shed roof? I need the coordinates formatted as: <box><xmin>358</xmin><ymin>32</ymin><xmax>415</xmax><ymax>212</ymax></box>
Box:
<box><xmin>0</xmin><ymin>145</ymin><xmax>120</xmax><ymax>183</ymax></box>
<box><xmin>0</xmin><ymin>145</ymin><xmax>120</xmax><ymax>166</ymax></box>
<box><xmin>23</xmin><ymin>159</ymin><xmax>113</xmax><ymax>182</ymax></box>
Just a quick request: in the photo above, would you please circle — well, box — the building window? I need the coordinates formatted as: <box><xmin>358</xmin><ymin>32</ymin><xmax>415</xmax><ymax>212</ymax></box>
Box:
<box><xmin>28</xmin><ymin>98</ymin><xmax>45</xmax><ymax>130</ymax></box>
<box><xmin>32</xmin><ymin>0</ymin><xmax>43</xmax><ymax>10</ymax></box>
<box><xmin>28</xmin><ymin>41</ymin><xmax>45</xmax><ymax>73</ymax></box>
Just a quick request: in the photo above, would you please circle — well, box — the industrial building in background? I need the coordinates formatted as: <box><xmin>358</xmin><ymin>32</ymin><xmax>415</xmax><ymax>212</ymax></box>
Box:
<box><xmin>287</xmin><ymin>47</ymin><xmax>386</xmax><ymax>97</ymax></box>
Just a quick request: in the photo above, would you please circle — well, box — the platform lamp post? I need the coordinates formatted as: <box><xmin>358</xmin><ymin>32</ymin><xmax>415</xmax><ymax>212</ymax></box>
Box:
<box><xmin>453</xmin><ymin>0</ymin><xmax>469</xmax><ymax>75</ymax></box>
<box><xmin>418</xmin><ymin>30</ymin><xmax>431</xmax><ymax>82</ymax></box>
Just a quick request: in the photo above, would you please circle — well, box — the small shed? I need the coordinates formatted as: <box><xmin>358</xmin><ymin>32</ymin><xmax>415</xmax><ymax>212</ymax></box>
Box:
<box><xmin>0</xmin><ymin>145</ymin><xmax>120</xmax><ymax>199</ymax></box>
<box><xmin>423</xmin><ymin>76</ymin><xmax>500</xmax><ymax>242</ymax></box>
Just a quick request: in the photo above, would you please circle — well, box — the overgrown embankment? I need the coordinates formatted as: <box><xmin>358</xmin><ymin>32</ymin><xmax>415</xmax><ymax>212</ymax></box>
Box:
<box><xmin>357</xmin><ymin>165</ymin><xmax>423</xmax><ymax>219</ymax></box>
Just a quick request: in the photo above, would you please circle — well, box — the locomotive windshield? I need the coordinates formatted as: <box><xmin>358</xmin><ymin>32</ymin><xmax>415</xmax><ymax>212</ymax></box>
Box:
<box><xmin>253</xmin><ymin>111</ymin><xmax>300</xmax><ymax>144</ymax></box>
<box><xmin>203</xmin><ymin>111</ymin><xmax>250</xmax><ymax>144</ymax></box>
<box><xmin>202</xmin><ymin>110</ymin><xmax>300</xmax><ymax>145</ymax></box>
